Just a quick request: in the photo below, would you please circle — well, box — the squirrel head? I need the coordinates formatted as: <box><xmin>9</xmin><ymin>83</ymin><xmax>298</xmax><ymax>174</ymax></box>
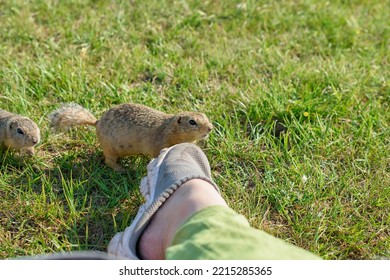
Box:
<box><xmin>173</xmin><ymin>112</ymin><xmax>213</xmax><ymax>142</ymax></box>
<box><xmin>6</xmin><ymin>117</ymin><xmax>41</xmax><ymax>152</ymax></box>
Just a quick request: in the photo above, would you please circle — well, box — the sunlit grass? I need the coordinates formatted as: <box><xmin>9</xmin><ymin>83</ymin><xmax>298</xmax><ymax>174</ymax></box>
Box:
<box><xmin>0</xmin><ymin>0</ymin><xmax>388</xmax><ymax>259</ymax></box>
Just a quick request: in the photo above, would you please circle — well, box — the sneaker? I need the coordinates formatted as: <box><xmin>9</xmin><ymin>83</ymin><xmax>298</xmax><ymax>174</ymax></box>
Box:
<box><xmin>107</xmin><ymin>143</ymin><xmax>219</xmax><ymax>259</ymax></box>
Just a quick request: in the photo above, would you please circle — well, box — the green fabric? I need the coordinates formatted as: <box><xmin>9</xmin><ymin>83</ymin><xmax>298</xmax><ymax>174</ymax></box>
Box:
<box><xmin>166</xmin><ymin>206</ymin><xmax>322</xmax><ymax>260</ymax></box>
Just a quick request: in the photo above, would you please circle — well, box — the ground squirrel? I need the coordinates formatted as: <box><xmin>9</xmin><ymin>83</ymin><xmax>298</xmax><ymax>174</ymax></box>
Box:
<box><xmin>0</xmin><ymin>109</ymin><xmax>41</xmax><ymax>155</ymax></box>
<box><xmin>49</xmin><ymin>103</ymin><xmax>213</xmax><ymax>172</ymax></box>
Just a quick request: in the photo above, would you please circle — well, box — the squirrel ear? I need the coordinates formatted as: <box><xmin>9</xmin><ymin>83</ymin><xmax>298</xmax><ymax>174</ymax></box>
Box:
<box><xmin>177</xmin><ymin>116</ymin><xmax>182</xmax><ymax>124</ymax></box>
<box><xmin>9</xmin><ymin>121</ymin><xmax>16</xmax><ymax>130</ymax></box>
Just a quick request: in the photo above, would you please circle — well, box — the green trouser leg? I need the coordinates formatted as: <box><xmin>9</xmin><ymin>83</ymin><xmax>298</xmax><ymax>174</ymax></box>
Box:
<box><xmin>166</xmin><ymin>206</ymin><xmax>321</xmax><ymax>260</ymax></box>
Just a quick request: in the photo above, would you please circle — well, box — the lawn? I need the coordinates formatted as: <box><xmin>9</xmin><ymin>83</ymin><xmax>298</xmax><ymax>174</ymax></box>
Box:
<box><xmin>0</xmin><ymin>0</ymin><xmax>389</xmax><ymax>260</ymax></box>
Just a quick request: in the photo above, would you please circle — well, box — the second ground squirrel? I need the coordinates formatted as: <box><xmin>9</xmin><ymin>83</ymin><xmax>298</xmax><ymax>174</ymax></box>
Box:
<box><xmin>49</xmin><ymin>103</ymin><xmax>213</xmax><ymax>172</ymax></box>
<box><xmin>0</xmin><ymin>109</ymin><xmax>40</xmax><ymax>155</ymax></box>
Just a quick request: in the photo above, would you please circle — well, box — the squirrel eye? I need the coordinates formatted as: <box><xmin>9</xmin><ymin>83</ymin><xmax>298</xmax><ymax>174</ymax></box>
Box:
<box><xmin>189</xmin><ymin>120</ymin><xmax>197</xmax><ymax>126</ymax></box>
<box><xmin>17</xmin><ymin>128</ymin><xmax>24</xmax><ymax>135</ymax></box>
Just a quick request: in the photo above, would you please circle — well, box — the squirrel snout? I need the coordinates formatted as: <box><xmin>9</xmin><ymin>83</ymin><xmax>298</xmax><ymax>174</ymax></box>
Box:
<box><xmin>32</xmin><ymin>138</ymin><xmax>39</xmax><ymax>145</ymax></box>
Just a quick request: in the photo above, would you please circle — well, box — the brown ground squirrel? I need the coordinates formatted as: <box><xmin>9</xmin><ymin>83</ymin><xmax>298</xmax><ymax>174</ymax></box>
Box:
<box><xmin>0</xmin><ymin>109</ymin><xmax>41</xmax><ymax>155</ymax></box>
<box><xmin>49</xmin><ymin>103</ymin><xmax>213</xmax><ymax>172</ymax></box>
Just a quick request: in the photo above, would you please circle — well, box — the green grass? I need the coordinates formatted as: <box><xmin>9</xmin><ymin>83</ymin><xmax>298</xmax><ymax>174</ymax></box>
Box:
<box><xmin>0</xmin><ymin>0</ymin><xmax>389</xmax><ymax>260</ymax></box>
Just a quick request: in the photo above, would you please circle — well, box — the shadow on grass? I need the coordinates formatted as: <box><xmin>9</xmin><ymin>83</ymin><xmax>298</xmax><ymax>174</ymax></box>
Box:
<box><xmin>0</xmin><ymin>148</ymin><xmax>149</xmax><ymax>256</ymax></box>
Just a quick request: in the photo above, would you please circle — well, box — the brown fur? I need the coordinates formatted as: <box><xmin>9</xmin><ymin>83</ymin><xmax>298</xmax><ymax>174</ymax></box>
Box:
<box><xmin>0</xmin><ymin>109</ymin><xmax>40</xmax><ymax>155</ymax></box>
<box><xmin>49</xmin><ymin>103</ymin><xmax>213</xmax><ymax>171</ymax></box>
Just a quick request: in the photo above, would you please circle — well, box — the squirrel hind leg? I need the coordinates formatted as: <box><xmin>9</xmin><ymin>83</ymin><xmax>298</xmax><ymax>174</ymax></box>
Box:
<box><xmin>103</xmin><ymin>150</ymin><xmax>126</xmax><ymax>172</ymax></box>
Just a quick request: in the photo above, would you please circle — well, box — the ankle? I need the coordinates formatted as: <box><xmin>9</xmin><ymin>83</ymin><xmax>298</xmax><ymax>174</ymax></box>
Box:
<box><xmin>138</xmin><ymin>179</ymin><xmax>227</xmax><ymax>259</ymax></box>
<box><xmin>176</xmin><ymin>179</ymin><xmax>227</xmax><ymax>216</ymax></box>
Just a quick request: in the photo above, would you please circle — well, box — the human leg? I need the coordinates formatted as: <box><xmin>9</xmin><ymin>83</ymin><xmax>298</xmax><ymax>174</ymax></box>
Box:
<box><xmin>107</xmin><ymin>143</ymin><xmax>321</xmax><ymax>260</ymax></box>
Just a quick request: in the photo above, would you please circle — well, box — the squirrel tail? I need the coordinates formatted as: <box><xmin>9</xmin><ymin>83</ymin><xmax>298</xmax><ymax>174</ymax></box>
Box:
<box><xmin>49</xmin><ymin>103</ymin><xmax>98</xmax><ymax>131</ymax></box>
